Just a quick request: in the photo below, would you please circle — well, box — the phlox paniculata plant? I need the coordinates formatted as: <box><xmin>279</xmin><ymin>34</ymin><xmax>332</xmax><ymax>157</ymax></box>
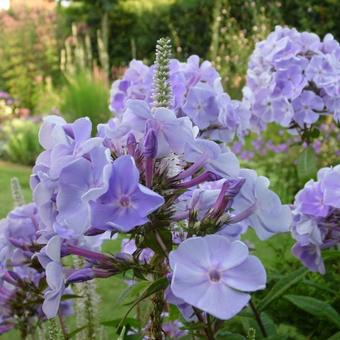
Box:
<box><xmin>291</xmin><ymin>165</ymin><xmax>340</xmax><ymax>274</ymax></box>
<box><xmin>0</xmin><ymin>32</ymin><xmax>338</xmax><ymax>340</ymax></box>
<box><xmin>244</xmin><ymin>25</ymin><xmax>340</xmax><ymax>140</ymax></box>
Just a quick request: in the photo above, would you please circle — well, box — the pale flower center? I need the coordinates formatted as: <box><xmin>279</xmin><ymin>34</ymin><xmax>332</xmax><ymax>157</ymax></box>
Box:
<box><xmin>119</xmin><ymin>196</ymin><xmax>131</xmax><ymax>208</ymax></box>
<box><xmin>208</xmin><ymin>269</ymin><xmax>221</xmax><ymax>283</ymax></box>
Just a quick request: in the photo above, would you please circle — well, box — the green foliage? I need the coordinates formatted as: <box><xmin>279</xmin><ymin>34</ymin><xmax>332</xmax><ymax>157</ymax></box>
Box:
<box><xmin>257</xmin><ymin>268</ymin><xmax>308</xmax><ymax>312</ymax></box>
<box><xmin>0</xmin><ymin>162</ymin><xmax>32</xmax><ymax>218</ymax></box>
<box><xmin>284</xmin><ymin>295</ymin><xmax>340</xmax><ymax>328</ymax></box>
<box><xmin>297</xmin><ymin>146</ymin><xmax>318</xmax><ymax>183</ymax></box>
<box><xmin>61</xmin><ymin>71</ymin><xmax>111</xmax><ymax>129</ymax></box>
<box><xmin>59</xmin><ymin>0</ymin><xmax>214</xmax><ymax>68</ymax></box>
<box><xmin>1</xmin><ymin>119</ymin><xmax>42</xmax><ymax>166</ymax></box>
<box><xmin>0</xmin><ymin>6</ymin><xmax>60</xmax><ymax>111</ymax></box>
<box><xmin>280</xmin><ymin>0</ymin><xmax>340</xmax><ymax>41</ymax></box>
<box><xmin>209</xmin><ymin>0</ymin><xmax>280</xmax><ymax>97</ymax></box>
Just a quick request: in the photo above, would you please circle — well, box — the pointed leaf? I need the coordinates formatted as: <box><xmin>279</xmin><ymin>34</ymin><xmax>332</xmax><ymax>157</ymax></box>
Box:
<box><xmin>67</xmin><ymin>325</ymin><xmax>87</xmax><ymax>339</ymax></box>
<box><xmin>101</xmin><ymin>318</ymin><xmax>140</xmax><ymax>328</ymax></box>
<box><xmin>328</xmin><ymin>332</ymin><xmax>340</xmax><ymax>340</ymax></box>
<box><xmin>257</xmin><ymin>267</ymin><xmax>308</xmax><ymax>311</ymax></box>
<box><xmin>118</xmin><ymin>277</ymin><xmax>168</xmax><ymax>328</ymax></box>
<box><xmin>297</xmin><ymin>146</ymin><xmax>317</xmax><ymax>182</ymax></box>
<box><xmin>284</xmin><ymin>295</ymin><xmax>340</xmax><ymax>328</ymax></box>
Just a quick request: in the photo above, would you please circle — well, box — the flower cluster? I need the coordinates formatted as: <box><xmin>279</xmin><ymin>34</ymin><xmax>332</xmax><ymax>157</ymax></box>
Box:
<box><xmin>0</xmin><ymin>203</ymin><xmax>72</xmax><ymax>336</ymax></box>
<box><xmin>244</xmin><ymin>26</ymin><xmax>340</xmax><ymax>132</ymax></box>
<box><xmin>29</xmin><ymin>114</ymin><xmax>164</xmax><ymax>320</ymax></box>
<box><xmin>291</xmin><ymin>165</ymin><xmax>340</xmax><ymax>273</ymax></box>
<box><xmin>110</xmin><ymin>55</ymin><xmax>251</xmax><ymax>143</ymax></box>
<box><xmin>1</xmin><ymin>38</ymin><xmax>296</xmax><ymax>338</ymax></box>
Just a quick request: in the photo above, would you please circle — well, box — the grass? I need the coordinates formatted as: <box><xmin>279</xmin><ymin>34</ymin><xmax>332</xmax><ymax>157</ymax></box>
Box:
<box><xmin>0</xmin><ymin>160</ymin><xmax>32</xmax><ymax>218</ymax></box>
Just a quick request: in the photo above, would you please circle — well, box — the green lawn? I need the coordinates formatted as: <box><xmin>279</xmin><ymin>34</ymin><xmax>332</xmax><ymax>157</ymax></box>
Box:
<box><xmin>0</xmin><ymin>161</ymin><xmax>32</xmax><ymax>218</ymax></box>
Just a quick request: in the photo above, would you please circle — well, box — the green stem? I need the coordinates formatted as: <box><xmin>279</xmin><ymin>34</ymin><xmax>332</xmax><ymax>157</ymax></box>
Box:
<box><xmin>58</xmin><ymin>313</ymin><xmax>68</xmax><ymax>339</ymax></box>
<box><xmin>193</xmin><ymin>308</ymin><xmax>215</xmax><ymax>340</ymax></box>
<box><xmin>249</xmin><ymin>300</ymin><xmax>267</xmax><ymax>338</ymax></box>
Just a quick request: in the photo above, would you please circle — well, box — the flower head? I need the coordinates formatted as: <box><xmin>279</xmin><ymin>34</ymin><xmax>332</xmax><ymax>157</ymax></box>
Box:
<box><xmin>169</xmin><ymin>235</ymin><xmax>266</xmax><ymax>320</ymax></box>
<box><xmin>91</xmin><ymin>155</ymin><xmax>164</xmax><ymax>232</ymax></box>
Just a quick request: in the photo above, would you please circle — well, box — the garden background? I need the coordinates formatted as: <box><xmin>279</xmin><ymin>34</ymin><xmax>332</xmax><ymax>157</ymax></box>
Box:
<box><xmin>0</xmin><ymin>0</ymin><xmax>339</xmax><ymax>339</ymax></box>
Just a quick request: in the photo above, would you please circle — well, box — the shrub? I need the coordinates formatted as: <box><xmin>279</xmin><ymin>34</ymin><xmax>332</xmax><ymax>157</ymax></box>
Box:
<box><xmin>61</xmin><ymin>71</ymin><xmax>111</xmax><ymax>129</ymax></box>
<box><xmin>1</xmin><ymin>119</ymin><xmax>42</xmax><ymax>166</ymax></box>
<box><xmin>0</xmin><ymin>4</ymin><xmax>60</xmax><ymax>111</ymax></box>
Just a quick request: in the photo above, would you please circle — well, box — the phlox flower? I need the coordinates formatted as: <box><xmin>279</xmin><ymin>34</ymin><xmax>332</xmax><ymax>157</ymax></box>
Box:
<box><xmin>231</xmin><ymin>169</ymin><xmax>292</xmax><ymax>240</ymax></box>
<box><xmin>169</xmin><ymin>235</ymin><xmax>266</xmax><ymax>320</ymax></box>
<box><xmin>91</xmin><ymin>155</ymin><xmax>164</xmax><ymax>232</ymax></box>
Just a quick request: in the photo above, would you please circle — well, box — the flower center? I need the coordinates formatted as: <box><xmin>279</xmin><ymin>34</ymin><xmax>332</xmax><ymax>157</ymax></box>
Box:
<box><xmin>208</xmin><ymin>269</ymin><xmax>221</xmax><ymax>283</ymax></box>
<box><xmin>119</xmin><ymin>196</ymin><xmax>131</xmax><ymax>208</ymax></box>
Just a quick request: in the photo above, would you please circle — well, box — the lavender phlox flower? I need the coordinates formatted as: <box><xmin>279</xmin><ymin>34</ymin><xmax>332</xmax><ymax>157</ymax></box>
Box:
<box><xmin>245</xmin><ymin>26</ymin><xmax>340</xmax><ymax>130</ymax></box>
<box><xmin>291</xmin><ymin>214</ymin><xmax>325</xmax><ymax>274</ymax></box>
<box><xmin>121</xmin><ymin>239</ymin><xmax>154</xmax><ymax>263</ymax></box>
<box><xmin>169</xmin><ymin>235</ymin><xmax>266</xmax><ymax>320</ymax></box>
<box><xmin>32</xmin><ymin>116</ymin><xmax>113</xmax><ymax>240</ymax></box>
<box><xmin>43</xmin><ymin>261</ymin><xmax>65</xmax><ymax>318</ymax></box>
<box><xmin>162</xmin><ymin>319</ymin><xmax>188</xmax><ymax>338</ymax></box>
<box><xmin>90</xmin><ymin>155</ymin><xmax>164</xmax><ymax>232</ymax></box>
<box><xmin>182</xmin><ymin>82</ymin><xmax>219</xmax><ymax>129</ymax></box>
<box><xmin>110</xmin><ymin>56</ymin><xmax>251</xmax><ymax>142</ymax></box>
<box><xmin>122</xmin><ymin>99</ymin><xmax>195</xmax><ymax>158</ymax></box>
<box><xmin>183</xmin><ymin>138</ymin><xmax>240</xmax><ymax>179</ymax></box>
<box><xmin>0</xmin><ymin>204</ymin><xmax>40</xmax><ymax>266</ymax></box>
<box><xmin>322</xmin><ymin>165</ymin><xmax>340</xmax><ymax>208</ymax></box>
<box><xmin>110</xmin><ymin>60</ymin><xmax>152</xmax><ymax>116</ymax></box>
<box><xmin>230</xmin><ymin>169</ymin><xmax>292</xmax><ymax>240</ymax></box>
<box><xmin>291</xmin><ymin>164</ymin><xmax>340</xmax><ymax>273</ymax></box>
<box><xmin>165</xmin><ymin>286</ymin><xmax>196</xmax><ymax>322</ymax></box>
<box><xmin>292</xmin><ymin>90</ymin><xmax>324</xmax><ymax>127</ymax></box>
<box><xmin>294</xmin><ymin>180</ymin><xmax>330</xmax><ymax>217</ymax></box>
<box><xmin>35</xmin><ymin>235</ymin><xmax>66</xmax><ymax>318</ymax></box>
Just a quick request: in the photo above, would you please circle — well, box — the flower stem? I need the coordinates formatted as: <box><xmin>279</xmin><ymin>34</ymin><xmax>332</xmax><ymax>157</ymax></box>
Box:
<box><xmin>249</xmin><ymin>300</ymin><xmax>267</xmax><ymax>338</ymax></box>
<box><xmin>58</xmin><ymin>313</ymin><xmax>68</xmax><ymax>339</ymax></box>
<box><xmin>155</xmin><ymin>230</ymin><xmax>169</xmax><ymax>257</ymax></box>
<box><xmin>150</xmin><ymin>288</ymin><xmax>164</xmax><ymax>340</ymax></box>
<box><xmin>193</xmin><ymin>308</ymin><xmax>215</xmax><ymax>340</ymax></box>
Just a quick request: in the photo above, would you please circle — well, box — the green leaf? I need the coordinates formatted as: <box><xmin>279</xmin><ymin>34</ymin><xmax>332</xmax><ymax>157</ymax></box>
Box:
<box><xmin>323</xmin><ymin>249</ymin><xmax>340</xmax><ymax>260</ymax></box>
<box><xmin>328</xmin><ymin>332</ymin><xmax>340</xmax><ymax>340</ymax></box>
<box><xmin>284</xmin><ymin>295</ymin><xmax>340</xmax><ymax>328</ymax></box>
<box><xmin>67</xmin><ymin>325</ymin><xmax>88</xmax><ymax>339</ymax></box>
<box><xmin>61</xmin><ymin>294</ymin><xmax>83</xmax><ymax>301</ymax></box>
<box><xmin>117</xmin><ymin>326</ymin><xmax>126</xmax><ymax>340</ymax></box>
<box><xmin>257</xmin><ymin>267</ymin><xmax>308</xmax><ymax>312</ymax></box>
<box><xmin>261</xmin><ymin>312</ymin><xmax>277</xmax><ymax>336</ymax></box>
<box><xmin>216</xmin><ymin>331</ymin><xmax>246</xmax><ymax>340</ymax></box>
<box><xmin>118</xmin><ymin>277</ymin><xmax>168</xmax><ymax>328</ymax></box>
<box><xmin>114</xmin><ymin>280</ymin><xmax>149</xmax><ymax>308</ymax></box>
<box><xmin>101</xmin><ymin>318</ymin><xmax>140</xmax><ymax>328</ymax></box>
<box><xmin>310</xmin><ymin>128</ymin><xmax>320</xmax><ymax>139</ymax></box>
<box><xmin>302</xmin><ymin>279</ymin><xmax>337</xmax><ymax>295</ymax></box>
<box><xmin>297</xmin><ymin>146</ymin><xmax>317</xmax><ymax>182</ymax></box>
<box><xmin>124</xmin><ymin>277</ymin><xmax>168</xmax><ymax>307</ymax></box>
